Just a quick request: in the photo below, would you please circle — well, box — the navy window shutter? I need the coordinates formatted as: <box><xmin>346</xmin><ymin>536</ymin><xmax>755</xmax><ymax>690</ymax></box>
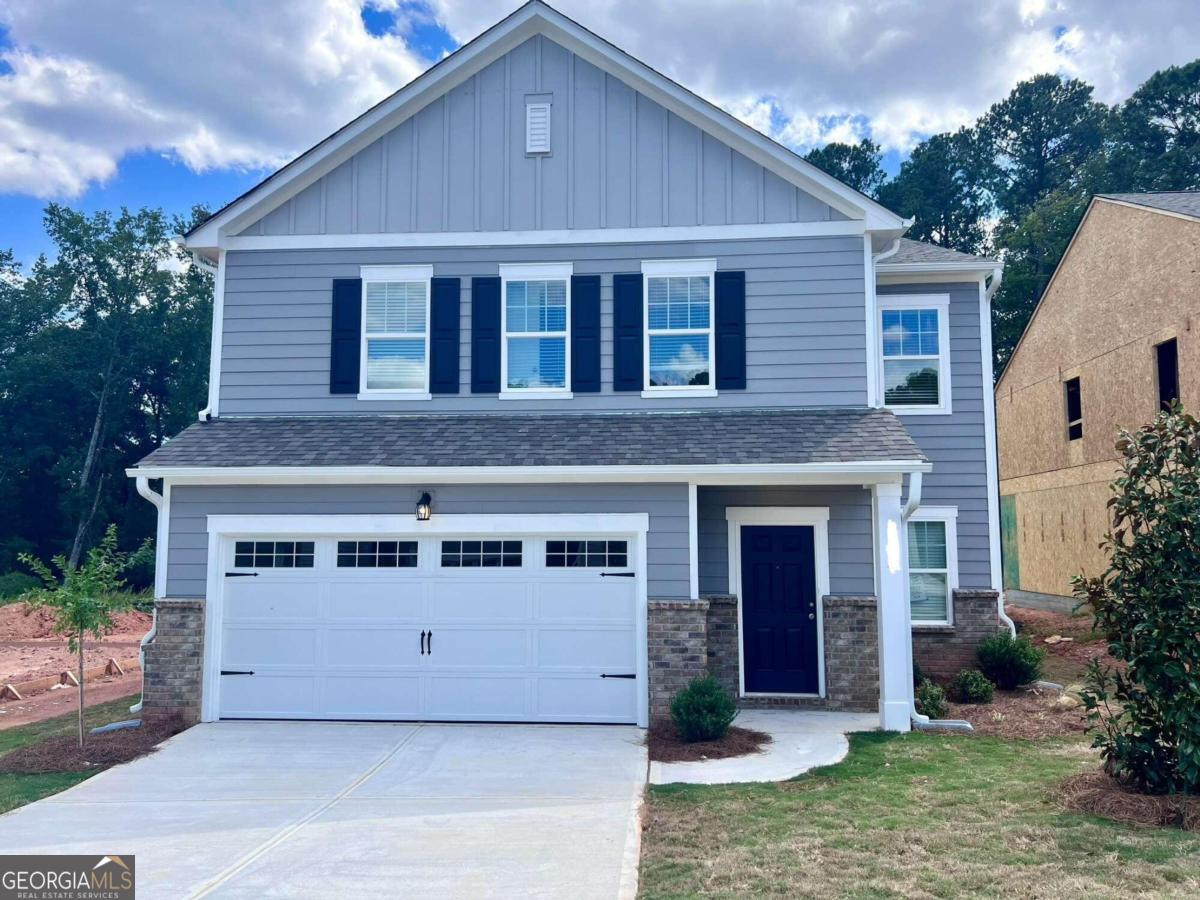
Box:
<box><xmin>571</xmin><ymin>275</ymin><xmax>601</xmax><ymax>392</ymax></box>
<box><xmin>471</xmin><ymin>276</ymin><xmax>502</xmax><ymax>393</ymax></box>
<box><xmin>612</xmin><ymin>273</ymin><xmax>643</xmax><ymax>391</ymax></box>
<box><xmin>330</xmin><ymin>278</ymin><xmax>362</xmax><ymax>394</ymax></box>
<box><xmin>715</xmin><ymin>270</ymin><xmax>746</xmax><ymax>390</ymax></box>
<box><xmin>429</xmin><ymin>277</ymin><xmax>460</xmax><ymax>394</ymax></box>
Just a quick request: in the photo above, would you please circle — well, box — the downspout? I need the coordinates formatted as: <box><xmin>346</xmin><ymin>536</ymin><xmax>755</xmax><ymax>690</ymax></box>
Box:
<box><xmin>873</xmin><ymin>236</ymin><xmax>902</xmax><ymax>265</ymax></box>
<box><xmin>188</xmin><ymin>248</ymin><xmax>222</xmax><ymax>422</ymax></box>
<box><xmin>130</xmin><ymin>477</ymin><xmax>162</xmax><ymax>714</ymax></box>
<box><xmin>984</xmin><ymin>266</ymin><xmax>1017</xmax><ymax>637</ymax></box>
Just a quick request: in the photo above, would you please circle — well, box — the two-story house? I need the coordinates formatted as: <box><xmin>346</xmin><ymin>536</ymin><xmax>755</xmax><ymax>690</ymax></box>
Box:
<box><xmin>128</xmin><ymin>1</ymin><xmax>1006</xmax><ymax>732</ymax></box>
<box><xmin>997</xmin><ymin>192</ymin><xmax>1199</xmax><ymax>603</ymax></box>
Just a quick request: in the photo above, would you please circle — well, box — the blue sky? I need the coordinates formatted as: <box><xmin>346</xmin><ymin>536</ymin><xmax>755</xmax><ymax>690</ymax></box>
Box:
<box><xmin>1</xmin><ymin>0</ymin><xmax>1196</xmax><ymax>267</ymax></box>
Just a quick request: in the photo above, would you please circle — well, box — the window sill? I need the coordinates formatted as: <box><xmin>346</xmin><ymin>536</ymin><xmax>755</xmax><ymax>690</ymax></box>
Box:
<box><xmin>357</xmin><ymin>392</ymin><xmax>432</xmax><ymax>401</ymax></box>
<box><xmin>498</xmin><ymin>391</ymin><xmax>573</xmax><ymax>401</ymax></box>
<box><xmin>641</xmin><ymin>388</ymin><xmax>718</xmax><ymax>399</ymax></box>
<box><xmin>886</xmin><ymin>405</ymin><xmax>952</xmax><ymax>417</ymax></box>
<box><xmin>912</xmin><ymin>623</ymin><xmax>954</xmax><ymax>632</ymax></box>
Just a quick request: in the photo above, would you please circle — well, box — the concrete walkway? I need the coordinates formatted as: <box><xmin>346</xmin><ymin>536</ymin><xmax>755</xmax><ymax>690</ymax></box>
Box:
<box><xmin>0</xmin><ymin>721</ymin><xmax>647</xmax><ymax>900</ymax></box>
<box><xmin>650</xmin><ymin>709</ymin><xmax>878</xmax><ymax>785</ymax></box>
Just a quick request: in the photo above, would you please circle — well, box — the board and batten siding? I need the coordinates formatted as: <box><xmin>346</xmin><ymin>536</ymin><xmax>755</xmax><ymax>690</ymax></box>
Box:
<box><xmin>880</xmin><ymin>281</ymin><xmax>993</xmax><ymax>590</ymax></box>
<box><xmin>166</xmin><ymin>483</ymin><xmax>690</xmax><ymax>599</ymax></box>
<box><xmin>697</xmin><ymin>485</ymin><xmax>874</xmax><ymax>596</ymax></box>
<box><xmin>236</xmin><ymin>34</ymin><xmax>841</xmax><ymax>238</ymax></box>
<box><xmin>218</xmin><ymin>235</ymin><xmax>867</xmax><ymax>414</ymax></box>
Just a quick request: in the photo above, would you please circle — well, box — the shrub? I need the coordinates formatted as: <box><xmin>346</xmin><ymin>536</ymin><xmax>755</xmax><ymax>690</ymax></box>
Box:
<box><xmin>912</xmin><ymin>659</ymin><xmax>927</xmax><ymax>688</ymax></box>
<box><xmin>915</xmin><ymin>679</ymin><xmax>948</xmax><ymax>719</ymax></box>
<box><xmin>977</xmin><ymin>633</ymin><xmax>1044</xmax><ymax>689</ymax></box>
<box><xmin>1075</xmin><ymin>404</ymin><xmax>1200</xmax><ymax>795</ymax></box>
<box><xmin>0</xmin><ymin>571</ymin><xmax>40</xmax><ymax>602</ymax></box>
<box><xmin>669</xmin><ymin>675</ymin><xmax>737</xmax><ymax>742</ymax></box>
<box><xmin>946</xmin><ymin>669</ymin><xmax>995</xmax><ymax>704</ymax></box>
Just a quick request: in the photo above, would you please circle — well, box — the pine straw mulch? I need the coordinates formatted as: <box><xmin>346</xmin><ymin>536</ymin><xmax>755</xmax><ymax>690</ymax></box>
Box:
<box><xmin>948</xmin><ymin>685</ymin><xmax>1090</xmax><ymax>739</ymax></box>
<box><xmin>0</xmin><ymin>714</ymin><xmax>188</xmax><ymax>774</ymax></box>
<box><xmin>647</xmin><ymin>721</ymin><xmax>772</xmax><ymax>763</ymax></box>
<box><xmin>1062</xmin><ymin>771</ymin><xmax>1200</xmax><ymax>830</ymax></box>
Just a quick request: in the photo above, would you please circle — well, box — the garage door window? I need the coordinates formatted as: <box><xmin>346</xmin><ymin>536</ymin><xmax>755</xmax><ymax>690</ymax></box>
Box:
<box><xmin>546</xmin><ymin>540</ymin><xmax>628</xmax><ymax>568</ymax></box>
<box><xmin>440</xmin><ymin>540</ymin><xmax>523</xmax><ymax>568</ymax></box>
<box><xmin>337</xmin><ymin>540</ymin><xmax>418</xmax><ymax>568</ymax></box>
<box><xmin>233</xmin><ymin>541</ymin><xmax>315</xmax><ymax>569</ymax></box>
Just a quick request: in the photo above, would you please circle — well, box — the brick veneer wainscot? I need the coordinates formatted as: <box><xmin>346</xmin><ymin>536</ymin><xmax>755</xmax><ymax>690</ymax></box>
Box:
<box><xmin>912</xmin><ymin>589</ymin><xmax>1004</xmax><ymax>680</ymax></box>
<box><xmin>647</xmin><ymin>599</ymin><xmax>710</xmax><ymax>720</ymax></box>
<box><xmin>141</xmin><ymin>599</ymin><xmax>204</xmax><ymax>723</ymax></box>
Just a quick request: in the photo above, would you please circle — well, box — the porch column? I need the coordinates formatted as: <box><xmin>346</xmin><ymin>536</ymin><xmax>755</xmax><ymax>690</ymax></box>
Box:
<box><xmin>873</xmin><ymin>482</ymin><xmax>913</xmax><ymax>732</ymax></box>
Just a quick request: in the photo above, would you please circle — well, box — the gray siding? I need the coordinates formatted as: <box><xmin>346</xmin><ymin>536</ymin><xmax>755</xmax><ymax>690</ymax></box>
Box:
<box><xmin>881</xmin><ymin>281</ymin><xmax>993</xmax><ymax>589</ymax></box>
<box><xmin>236</xmin><ymin>35</ymin><xmax>840</xmax><ymax>237</ymax></box>
<box><xmin>166</xmin><ymin>483</ymin><xmax>690</xmax><ymax>599</ymax></box>
<box><xmin>697</xmin><ymin>486</ymin><xmax>874</xmax><ymax>596</ymax></box>
<box><xmin>219</xmin><ymin>235</ymin><xmax>868</xmax><ymax>414</ymax></box>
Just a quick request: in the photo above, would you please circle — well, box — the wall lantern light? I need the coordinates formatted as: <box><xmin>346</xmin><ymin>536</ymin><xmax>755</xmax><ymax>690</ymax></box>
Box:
<box><xmin>416</xmin><ymin>492</ymin><xmax>433</xmax><ymax>521</ymax></box>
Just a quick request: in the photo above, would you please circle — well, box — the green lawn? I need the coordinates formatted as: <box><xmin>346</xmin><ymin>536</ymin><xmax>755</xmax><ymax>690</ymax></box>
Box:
<box><xmin>0</xmin><ymin>698</ymin><xmax>138</xmax><ymax>815</ymax></box>
<box><xmin>639</xmin><ymin>732</ymin><xmax>1200</xmax><ymax>898</ymax></box>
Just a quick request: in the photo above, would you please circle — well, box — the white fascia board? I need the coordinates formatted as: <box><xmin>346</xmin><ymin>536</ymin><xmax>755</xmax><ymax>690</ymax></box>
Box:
<box><xmin>222</xmin><ymin>219</ymin><xmax>865</xmax><ymax>252</ymax></box>
<box><xmin>206</xmin><ymin>512</ymin><xmax>650</xmax><ymax>538</ymax></box>
<box><xmin>188</xmin><ymin>2</ymin><xmax>903</xmax><ymax>250</ymax></box>
<box><xmin>129</xmin><ymin>460</ymin><xmax>931</xmax><ymax>486</ymax></box>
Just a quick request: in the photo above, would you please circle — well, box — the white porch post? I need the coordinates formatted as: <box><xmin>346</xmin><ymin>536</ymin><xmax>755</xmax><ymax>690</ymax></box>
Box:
<box><xmin>873</xmin><ymin>481</ymin><xmax>913</xmax><ymax>732</ymax></box>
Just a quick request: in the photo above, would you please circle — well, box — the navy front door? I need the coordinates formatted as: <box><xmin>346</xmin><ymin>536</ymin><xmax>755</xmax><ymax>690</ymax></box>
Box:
<box><xmin>740</xmin><ymin>525</ymin><xmax>819</xmax><ymax>694</ymax></box>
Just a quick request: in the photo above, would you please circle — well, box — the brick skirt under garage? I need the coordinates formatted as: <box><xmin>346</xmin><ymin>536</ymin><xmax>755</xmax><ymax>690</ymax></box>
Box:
<box><xmin>142</xmin><ymin>599</ymin><xmax>204</xmax><ymax>723</ymax></box>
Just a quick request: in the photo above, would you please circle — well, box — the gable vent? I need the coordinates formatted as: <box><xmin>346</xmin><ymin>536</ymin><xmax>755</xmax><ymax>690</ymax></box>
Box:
<box><xmin>526</xmin><ymin>101</ymin><xmax>551</xmax><ymax>154</ymax></box>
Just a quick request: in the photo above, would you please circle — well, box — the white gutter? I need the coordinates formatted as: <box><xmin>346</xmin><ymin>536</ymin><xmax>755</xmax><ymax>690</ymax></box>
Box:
<box><xmin>872</xmin><ymin>237</ymin><xmax>902</xmax><ymax>264</ymax></box>
<box><xmin>983</xmin><ymin>265</ymin><xmax>1017</xmax><ymax>638</ymax></box>
<box><xmin>130</xmin><ymin>477</ymin><xmax>163</xmax><ymax>715</ymax></box>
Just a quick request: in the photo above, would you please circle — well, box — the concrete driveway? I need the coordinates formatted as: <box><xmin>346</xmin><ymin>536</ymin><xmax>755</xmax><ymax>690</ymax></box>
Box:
<box><xmin>0</xmin><ymin>722</ymin><xmax>647</xmax><ymax>899</ymax></box>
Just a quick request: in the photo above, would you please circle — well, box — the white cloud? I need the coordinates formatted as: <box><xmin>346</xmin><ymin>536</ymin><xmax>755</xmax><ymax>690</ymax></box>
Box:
<box><xmin>0</xmin><ymin>0</ymin><xmax>1197</xmax><ymax>199</ymax></box>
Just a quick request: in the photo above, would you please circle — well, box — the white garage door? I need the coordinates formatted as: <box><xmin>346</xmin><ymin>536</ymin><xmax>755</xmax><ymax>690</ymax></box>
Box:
<box><xmin>214</xmin><ymin>531</ymin><xmax>640</xmax><ymax>723</ymax></box>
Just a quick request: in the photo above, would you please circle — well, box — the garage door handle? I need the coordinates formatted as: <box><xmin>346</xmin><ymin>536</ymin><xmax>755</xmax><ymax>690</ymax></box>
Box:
<box><xmin>420</xmin><ymin>630</ymin><xmax>427</xmax><ymax>655</ymax></box>
<box><xmin>600</xmin><ymin>572</ymin><xmax>635</xmax><ymax>578</ymax></box>
<box><xmin>221</xmin><ymin>670</ymin><xmax>255</xmax><ymax>676</ymax></box>
<box><xmin>601</xmin><ymin>673</ymin><xmax>636</xmax><ymax>679</ymax></box>
<box><xmin>427</xmin><ymin>630</ymin><xmax>432</xmax><ymax>654</ymax></box>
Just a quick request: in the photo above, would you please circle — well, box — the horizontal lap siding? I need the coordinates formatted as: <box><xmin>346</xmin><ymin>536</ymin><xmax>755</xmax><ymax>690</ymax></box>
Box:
<box><xmin>166</xmin><ymin>483</ymin><xmax>690</xmax><ymax>599</ymax></box>
<box><xmin>219</xmin><ymin>236</ymin><xmax>867</xmax><ymax>414</ymax></box>
<box><xmin>880</xmin><ymin>281</ymin><xmax>993</xmax><ymax>589</ymax></box>
<box><xmin>696</xmin><ymin>486</ymin><xmax>874</xmax><ymax>596</ymax></box>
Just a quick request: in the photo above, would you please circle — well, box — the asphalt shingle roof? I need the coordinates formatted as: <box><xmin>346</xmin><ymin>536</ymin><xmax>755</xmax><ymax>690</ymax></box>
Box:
<box><xmin>1098</xmin><ymin>192</ymin><xmax>1200</xmax><ymax>220</ymax></box>
<box><xmin>885</xmin><ymin>239</ymin><xmax>996</xmax><ymax>266</ymax></box>
<box><xmin>134</xmin><ymin>408</ymin><xmax>926</xmax><ymax>469</ymax></box>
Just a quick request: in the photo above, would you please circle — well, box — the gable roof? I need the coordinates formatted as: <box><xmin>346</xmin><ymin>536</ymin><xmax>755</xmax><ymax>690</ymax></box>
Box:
<box><xmin>875</xmin><ymin>237</ymin><xmax>999</xmax><ymax>280</ymax></box>
<box><xmin>1096</xmin><ymin>192</ymin><xmax>1200</xmax><ymax>222</ymax></box>
<box><xmin>886</xmin><ymin>238</ymin><xmax>996</xmax><ymax>266</ymax></box>
<box><xmin>186</xmin><ymin>0</ymin><xmax>907</xmax><ymax>251</ymax></box>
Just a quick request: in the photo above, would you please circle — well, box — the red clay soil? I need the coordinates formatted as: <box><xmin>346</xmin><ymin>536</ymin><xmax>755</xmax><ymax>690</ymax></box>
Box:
<box><xmin>0</xmin><ymin>604</ymin><xmax>151</xmax><ymax>641</ymax></box>
<box><xmin>1006</xmin><ymin>604</ymin><xmax>1119</xmax><ymax>672</ymax></box>
<box><xmin>0</xmin><ymin>605</ymin><xmax>150</xmax><ymax>684</ymax></box>
<box><xmin>0</xmin><ymin>674</ymin><xmax>142</xmax><ymax>731</ymax></box>
<box><xmin>648</xmin><ymin>723</ymin><xmax>772</xmax><ymax>763</ymax></box>
<box><xmin>1062</xmin><ymin>772</ymin><xmax>1200</xmax><ymax>830</ymax></box>
<box><xmin>0</xmin><ymin>714</ymin><xmax>187</xmax><ymax>774</ymax></box>
<box><xmin>948</xmin><ymin>685</ymin><xmax>1089</xmax><ymax>739</ymax></box>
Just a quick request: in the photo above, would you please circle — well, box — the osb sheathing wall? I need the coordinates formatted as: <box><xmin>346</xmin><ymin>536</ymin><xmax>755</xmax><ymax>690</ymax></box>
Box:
<box><xmin>996</xmin><ymin>199</ymin><xmax>1200</xmax><ymax>597</ymax></box>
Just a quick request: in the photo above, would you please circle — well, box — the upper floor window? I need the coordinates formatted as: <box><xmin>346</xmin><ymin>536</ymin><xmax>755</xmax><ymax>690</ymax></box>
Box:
<box><xmin>360</xmin><ymin>265</ymin><xmax>432</xmax><ymax>396</ymax></box>
<box><xmin>643</xmin><ymin>259</ymin><xmax>716</xmax><ymax>395</ymax></box>
<box><xmin>500</xmin><ymin>263</ymin><xmax>571</xmax><ymax>398</ymax></box>
<box><xmin>879</xmin><ymin>295</ymin><xmax>951</xmax><ymax>415</ymax></box>
<box><xmin>906</xmin><ymin>507</ymin><xmax>958</xmax><ymax>625</ymax></box>
<box><xmin>1064</xmin><ymin>376</ymin><xmax>1082</xmax><ymax>441</ymax></box>
<box><xmin>1156</xmin><ymin>338</ymin><xmax>1179</xmax><ymax>412</ymax></box>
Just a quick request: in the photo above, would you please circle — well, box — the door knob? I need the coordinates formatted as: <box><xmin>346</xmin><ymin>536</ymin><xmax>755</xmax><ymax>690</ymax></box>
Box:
<box><xmin>808</xmin><ymin>613</ymin><xmax>816</xmax><ymax>620</ymax></box>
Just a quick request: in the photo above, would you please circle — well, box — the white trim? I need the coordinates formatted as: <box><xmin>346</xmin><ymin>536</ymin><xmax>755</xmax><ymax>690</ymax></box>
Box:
<box><xmin>359</xmin><ymin>266</ymin><xmax>433</xmax><ymax>396</ymax></box>
<box><xmin>864</xmin><ymin>237</ymin><xmax>879</xmax><ymax>407</ymax></box>
<box><xmin>687</xmin><ymin>483</ymin><xmax>699</xmax><ymax>599</ymax></box>
<box><xmin>130</xmin><ymin>460</ymin><xmax>932</xmax><ymax>486</ymax></box>
<box><xmin>642</xmin><ymin>261</ymin><xmax>716</xmax><ymax>395</ymax></box>
<box><xmin>200</xmin><ymin>512</ymin><xmax>651</xmax><ymax>726</ymax></box>
<box><xmin>877</xmin><ymin>293</ymin><xmax>953</xmax><ymax>416</ymax></box>
<box><xmin>977</xmin><ymin>277</ymin><xmax>1003</xmax><ymax>592</ymax></box>
<box><xmin>877</xmin><ymin>269</ymin><xmax>997</xmax><ymax>285</ymax></box>
<box><xmin>221</xmin><ymin>219</ymin><xmax>867</xmax><ymax>252</ymax></box>
<box><xmin>184</xmin><ymin>3</ymin><xmax>903</xmax><ymax>248</ymax></box>
<box><xmin>499</xmin><ymin>263</ymin><xmax>573</xmax><ymax>398</ymax></box>
<box><xmin>200</xmin><ymin>250</ymin><xmax>226</xmax><ymax>419</ymax></box>
<box><xmin>906</xmin><ymin>505</ymin><xmax>959</xmax><ymax>626</ymax></box>
<box><xmin>725</xmin><ymin>507</ymin><xmax>830</xmax><ymax>699</ymax></box>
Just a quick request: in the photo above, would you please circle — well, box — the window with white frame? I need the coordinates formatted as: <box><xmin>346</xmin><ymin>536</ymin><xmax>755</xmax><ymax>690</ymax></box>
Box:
<box><xmin>879</xmin><ymin>295</ymin><xmax>951</xmax><ymax>414</ymax></box>
<box><xmin>643</xmin><ymin>259</ymin><xmax>715</xmax><ymax>392</ymax></box>
<box><xmin>361</xmin><ymin>265</ymin><xmax>432</xmax><ymax>394</ymax></box>
<box><xmin>500</xmin><ymin>263</ymin><xmax>571</xmax><ymax>395</ymax></box>
<box><xmin>906</xmin><ymin>507</ymin><xmax>958</xmax><ymax>625</ymax></box>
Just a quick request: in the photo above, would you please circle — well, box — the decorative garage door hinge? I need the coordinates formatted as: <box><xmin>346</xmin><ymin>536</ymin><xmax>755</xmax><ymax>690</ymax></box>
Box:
<box><xmin>220</xmin><ymin>670</ymin><xmax>255</xmax><ymax>676</ymax></box>
<box><xmin>599</xmin><ymin>572</ymin><xmax>635</xmax><ymax>578</ymax></box>
<box><xmin>600</xmin><ymin>673</ymin><xmax>636</xmax><ymax>679</ymax></box>
<box><xmin>225</xmin><ymin>572</ymin><xmax>258</xmax><ymax>577</ymax></box>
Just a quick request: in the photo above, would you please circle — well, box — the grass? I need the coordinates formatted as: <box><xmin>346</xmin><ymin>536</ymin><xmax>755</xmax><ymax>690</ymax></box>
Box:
<box><xmin>639</xmin><ymin>732</ymin><xmax>1200</xmax><ymax>898</ymax></box>
<box><xmin>0</xmin><ymin>697</ymin><xmax>138</xmax><ymax>815</ymax></box>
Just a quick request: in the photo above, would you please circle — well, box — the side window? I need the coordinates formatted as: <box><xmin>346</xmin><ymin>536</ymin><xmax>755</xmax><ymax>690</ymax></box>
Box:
<box><xmin>880</xmin><ymin>296</ymin><xmax>951</xmax><ymax>414</ymax></box>
<box><xmin>906</xmin><ymin>508</ymin><xmax>958</xmax><ymax>625</ymax></box>
<box><xmin>643</xmin><ymin>260</ymin><xmax>715</xmax><ymax>393</ymax></box>
<box><xmin>361</xmin><ymin>266</ymin><xmax>432</xmax><ymax>394</ymax></box>
<box><xmin>1156</xmin><ymin>339</ymin><xmax>1179</xmax><ymax>412</ymax></box>
<box><xmin>1065</xmin><ymin>377</ymin><xmax>1082</xmax><ymax>441</ymax></box>
<box><xmin>499</xmin><ymin>263</ymin><xmax>572</xmax><ymax>397</ymax></box>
